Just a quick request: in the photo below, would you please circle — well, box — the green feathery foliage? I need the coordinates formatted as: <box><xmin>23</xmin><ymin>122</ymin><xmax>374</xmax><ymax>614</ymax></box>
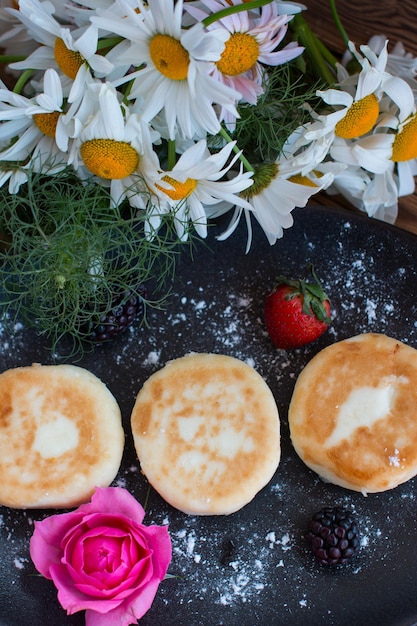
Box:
<box><xmin>229</xmin><ymin>62</ymin><xmax>325</xmax><ymax>163</ymax></box>
<box><xmin>0</xmin><ymin>167</ymin><xmax>189</xmax><ymax>357</ymax></box>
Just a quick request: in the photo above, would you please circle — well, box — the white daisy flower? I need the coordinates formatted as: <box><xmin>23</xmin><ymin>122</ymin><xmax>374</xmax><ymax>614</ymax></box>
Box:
<box><xmin>24</xmin><ymin>68</ymin><xmax>75</xmax><ymax>151</ymax></box>
<box><xmin>0</xmin><ymin>69</ymin><xmax>71</xmax><ymax>179</ymax></box>
<box><xmin>8</xmin><ymin>0</ymin><xmax>113</xmax><ymax>84</ymax></box>
<box><xmin>325</xmin><ymin>164</ymin><xmax>371</xmax><ymax>211</ymax></box>
<box><xmin>185</xmin><ymin>0</ymin><xmax>303</xmax><ymax>121</ymax></box>
<box><xmin>328</xmin><ymin>71</ymin><xmax>417</xmax><ymax>197</ymax></box>
<box><xmin>321</xmin><ymin>88</ymin><xmax>417</xmax><ymax>223</ymax></box>
<box><xmin>328</xmin><ymin>133</ymin><xmax>394</xmax><ymax>175</ymax></box>
<box><xmin>0</xmin><ymin>167</ymin><xmax>30</xmax><ymax>194</ymax></box>
<box><xmin>218</xmin><ymin>131</ymin><xmax>337</xmax><ymax>250</ymax></box>
<box><xmin>147</xmin><ymin>138</ymin><xmax>253</xmax><ymax>240</ymax></box>
<box><xmin>218</xmin><ymin>170</ymin><xmax>320</xmax><ymax>251</ymax></box>
<box><xmin>92</xmin><ymin>0</ymin><xmax>240</xmax><ymax>139</ymax></box>
<box><xmin>305</xmin><ymin>40</ymin><xmax>412</xmax><ymax>144</ymax></box>
<box><xmin>360</xmin><ymin>169</ymin><xmax>399</xmax><ymax>222</ymax></box>
<box><xmin>302</xmin><ymin>37</ymin><xmax>417</xmax><ymax>214</ymax></box>
<box><xmin>69</xmin><ymin>81</ymin><xmax>161</xmax><ymax>209</ymax></box>
<box><xmin>327</xmin><ymin>164</ymin><xmax>399</xmax><ymax>223</ymax></box>
<box><xmin>349</xmin><ymin>35</ymin><xmax>417</xmax><ymax>90</ymax></box>
<box><xmin>383</xmin><ymin>119</ymin><xmax>417</xmax><ymax>197</ymax></box>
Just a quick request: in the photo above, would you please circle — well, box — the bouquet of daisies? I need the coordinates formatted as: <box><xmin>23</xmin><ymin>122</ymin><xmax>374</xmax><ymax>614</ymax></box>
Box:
<box><xmin>0</xmin><ymin>0</ymin><xmax>416</xmax><ymax>353</ymax></box>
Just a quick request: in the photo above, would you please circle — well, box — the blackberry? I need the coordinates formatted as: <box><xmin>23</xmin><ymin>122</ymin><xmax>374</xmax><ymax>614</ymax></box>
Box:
<box><xmin>88</xmin><ymin>286</ymin><xmax>146</xmax><ymax>343</ymax></box>
<box><xmin>306</xmin><ymin>506</ymin><xmax>360</xmax><ymax>565</ymax></box>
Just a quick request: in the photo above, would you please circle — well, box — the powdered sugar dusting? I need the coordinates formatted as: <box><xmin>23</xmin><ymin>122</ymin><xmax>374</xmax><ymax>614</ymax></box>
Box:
<box><xmin>168</xmin><ymin>518</ymin><xmax>295</xmax><ymax>608</ymax></box>
<box><xmin>13</xmin><ymin>557</ymin><xmax>27</xmax><ymax>570</ymax></box>
<box><xmin>1</xmin><ymin>209</ymin><xmax>417</xmax><ymax>624</ymax></box>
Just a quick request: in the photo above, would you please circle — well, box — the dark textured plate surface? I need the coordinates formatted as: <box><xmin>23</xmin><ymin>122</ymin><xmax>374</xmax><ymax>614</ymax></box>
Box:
<box><xmin>1</xmin><ymin>205</ymin><xmax>417</xmax><ymax>626</ymax></box>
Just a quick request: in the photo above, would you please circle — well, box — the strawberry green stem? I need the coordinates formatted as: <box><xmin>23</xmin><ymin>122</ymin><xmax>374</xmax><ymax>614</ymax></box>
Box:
<box><xmin>276</xmin><ymin>265</ymin><xmax>331</xmax><ymax>323</ymax></box>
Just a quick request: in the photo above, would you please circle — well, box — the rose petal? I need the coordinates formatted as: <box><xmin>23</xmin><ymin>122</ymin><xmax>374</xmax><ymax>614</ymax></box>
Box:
<box><xmin>50</xmin><ymin>562</ymin><xmax>120</xmax><ymax>615</ymax></box>
<box><xmin>30</xmin><ymin>511</ymin><xmax>85</xmax><ymax>578</ymax></box>
<box><xmin>85</xmin><ymin>578</ymin><xmax>162</xmax><ymax>626</ymax></box>
<box><xmin>51</xmin><ymin>563</ymin><xmax>122</xmax><ymax>615</ymax></box>
<box><xmin>139</xmin><ymin>524</ymin><xmax>172</xmax><ymax>580</ymax></box>
<box><xmin>63</xmin><ymin>521</ymin><xmax>153</xmax><ymax>591</ymax></box>
<box><xmin>64</xmin><ymin>524</ymin><xmax>130</xmax><ymax>572</ymax></box>
<box><xmin>67</xmin><ymin>553</ymin><xmax>154</xmax><ymax>599</ymax></box>
<box><xmin>70</xmin><ymin>554</ymin><xmax>152</xmax><ymax>598</ymax></box>
<box><xmin>121</xmin><ymin>531</ymin><xmax>144</xmax><ymax>565</ymax></box>
<box><xmin>84</xmin><ymin>487</ymin><xmax>146</xmax><ymax>522</ymax></box>
<box><xmin>83</xmin><ymin>535</ymin><xmax>125</xmax><ymax>575</ymax></box>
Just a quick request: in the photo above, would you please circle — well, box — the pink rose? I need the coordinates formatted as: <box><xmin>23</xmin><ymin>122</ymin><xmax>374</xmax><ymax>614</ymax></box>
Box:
<box><xmin>29</xmin><ymin>487</ymin><xmax>172</xmax><ymax>626</ymax></box>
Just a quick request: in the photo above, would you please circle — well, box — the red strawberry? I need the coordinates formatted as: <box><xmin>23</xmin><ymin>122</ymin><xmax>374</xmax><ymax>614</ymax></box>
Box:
<box><xmin>264</xmin><ymin>266</ymin><xmax>331</xmax><ymax>349</ymax></box>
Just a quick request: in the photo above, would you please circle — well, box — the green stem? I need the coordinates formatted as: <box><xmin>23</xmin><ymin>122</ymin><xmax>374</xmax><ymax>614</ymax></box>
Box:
<box><xmin>329</xmin><ymin>0</ymin><xmax>350</xmax><ymax>48</ymax></box>
<box><xmin>219</xmin><ymin>127</ymin><xmax>254</xmax><ymax>173</ymax></box>
<box><xmin>292</xmin><ymin>14</ymin><xmax>336</xmax><ymax>86</ymax></box>
<box><xmin>167</xmin><ymin>139</ymin><xmax>176</xmax><ymax>171</ymax></box>
<box><xmin>0</xmin><ymin>54</ymin><xmax>27</xmax><ymax>64</ymax></box>
<box><xmin>28</xmin><ymin>192</ymin><xmax>49</xmax><ymax>244</ymax></box>
<box><xmin>310</xmin><ymin>31</ymin><xmax>338</xmax><ymax>69</ymax></box>
<box><xmin>13</xmin><ymin>69</ymin><xmax>35</xmax><ymax>94</ymax></box>
<box><xmin>202</xmin><ymin>0</ymin><xmax>274</xmax><ymax>27</ymax></box>
<box><xmin>143</xmin><ymin>484</ymin><xmax>152</xmax><ymax>511</ymax></box>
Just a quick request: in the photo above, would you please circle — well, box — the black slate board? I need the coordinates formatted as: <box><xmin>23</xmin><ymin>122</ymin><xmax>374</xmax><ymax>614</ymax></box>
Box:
<box><xmin>1</xmin><ymin>204</ymin><xmax>417</xmax><ymax>626</ymax></box>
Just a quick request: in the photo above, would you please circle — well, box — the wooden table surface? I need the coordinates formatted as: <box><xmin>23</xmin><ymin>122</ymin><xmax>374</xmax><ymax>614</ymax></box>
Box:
<box><xmin>304</xmin><ymin>0</ymin><xmax>417</xmax><ymax>235</ymax></box>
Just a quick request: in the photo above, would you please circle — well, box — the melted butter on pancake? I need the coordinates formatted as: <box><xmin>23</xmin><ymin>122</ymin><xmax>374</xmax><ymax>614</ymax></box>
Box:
<box><xmin>289</xmin><ymin>334</ymin><xmax>417</xmax><ymax>494</ymax></box>
<box><xmin>33</xmin><ymin>413</ymin><xmax>79</xmax><ymax>459</ymax></box>
<box><xmin>0</xmin><ymin>364</ymin><xmax>124</xmax><ymax>508</ymax></box>
<box><xmin>325</xmin><ymin>376</ymin><xmax>407</xmax><ymax>448</ymax></box>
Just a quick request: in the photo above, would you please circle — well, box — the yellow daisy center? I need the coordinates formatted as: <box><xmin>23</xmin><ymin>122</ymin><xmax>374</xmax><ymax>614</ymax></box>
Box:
<box><xmin>54</xmin><ymin>38</ymin><xmax>84</xmax><ymax>80</ymax></box>
<box><xmin>335</xmin><ymin>94</ymin><xmax>379</xmax><ymax>139</ymax></box>
<box><xmin>80</xmin><ymin>139</ymin><xmax>139</xmax><ymax>179</ymax></box>
<box><xmin>288</xmin><ymin>174</ymin><xmax>318</xmax><ymax>187</ymax></box>
<box><xmin>149</xmin><ymin>34</ymin><xmax>190</xmax><ymax>80</ymax></box>
<box><xmin>216</xmin><ymin>32</ymin><xmax>259</xmax><ymax>76</ymax></box>
<box><xmin>33</xmin><ymin>112</ymin><xmax>60</xmax><ymax>137</ymax></box>
<box><xmin>156</xmin><ymin>175</ymin><xmax>197</xmax><ymax>200</ymax></box>
<box><xmin>391</xmin><ymin>113</ymin><xmax>417</xmax><ymax>162</ymax></box>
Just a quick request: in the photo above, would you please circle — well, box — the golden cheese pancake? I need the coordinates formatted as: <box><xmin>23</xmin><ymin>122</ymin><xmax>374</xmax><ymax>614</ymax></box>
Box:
<box><xmin>0</xmin><ymin>363</ymin><xmax>124</xmax><ymax>509</ymax></box>
<box><xmin>131</xmin><ymin>353</ymin><xmax>280</xmax><ymax>515</ymax></box>
<box><xmin>289</xmin><ymin>333</ymin><xmax>417</xmax><ymax>494</ymax></box>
